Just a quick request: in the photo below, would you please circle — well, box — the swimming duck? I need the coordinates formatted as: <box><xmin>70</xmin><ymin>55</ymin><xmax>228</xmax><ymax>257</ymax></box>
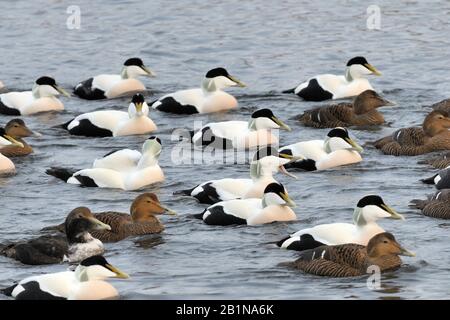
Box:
<box><xmin>421</xmin><ymin>166</ymin><xmax>450</xmax><ymax>189</ymax></box>
<box><xmin>373</xmin><ymin>110</ymin><xmax>450</xmax><ymax>156</ymax></box>
<box><xmin>174</xmin><ymin>147</ymin><xmax>297</xmax><ymax>204</ymax></box>
<box><xmin>283</xmin><ymin>57</ymin><xmax>381</xmax><ymax>101</ymax></box>
<box><xmin>418</xmin><ymin>152</ymin><xmax>450</xmax><ymax>169</ymax></box>
<box><xmin>0</xmin><ymin>207</ymin><xmax>110</xmax><ymax>265</ymax></box>
<box><xmin>279</xmin><ymin>127</ymin><xmax>363</xmax><ymax>171</ymax></box>
<box><xmin>46</xmin><ymin>136</ymin><xmax>164</xmax><ymax>190</ymax></box>
<box><xmin>410</xmin><ymin>189</ymin><xmax>450</xmax><ymax>219</ymax></box>
<box><xmin>194</xmin><ymin>182</ymin><xmax>297</xmax><ymax>226</ymax></box>
<box><xmin>151</xmin><ymin>67</ymin><xmax>245</xmax><ymax>114</ymax></box>
<box><xmin>191</xmin><ymin>109</ymin><xmax>290</xmax><ymax>150</ymax></box>
<box><xmin>0</xmin><ymin>119</ymin><xmax>37</xmax><ymax>157</ymax></box>
<box><xmin>430</xmin><ymin>98</ymin><xmax>450</xmax><ymax>113</ymax></box>
<box><xmin>0</xmin><ymin>76</ymin><xmax>69</xmax><ymax>115</ymax></box>
<box><xmin>62</xmin><ymin>93</ymin><xmax>157</xmax><ymax>137</ymax></box>
<box><xmin>285</xmin><ymin>232</ymin><xmax>414</xmax><ymax>277</ymax></box>
<box><xmin>295</xmin><ymin>90</ymin><xmax>394</xmax><ymax>128</ymax></box>
<box><xmin>1</xmin><ymin>255</ymin><xmax>129</xmax><ymax>300</ymax></box>
<box><xmin>0</xmin><ymin>128</ymin><xmax>24</xmax><ymax>174</ymax></box>
<box><xmin>73</xmin><ymin>57</ymin><xmax>155</xmax><ymax>100</ymax></box>
<box><xmin>277</xmin><ymin>195</ymin><xmax>404</xmax><ymax>251</ymax></box>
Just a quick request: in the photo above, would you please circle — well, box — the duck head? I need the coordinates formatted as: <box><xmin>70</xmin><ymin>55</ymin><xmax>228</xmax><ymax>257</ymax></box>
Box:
<box><xmin>345</xmin><ymin>56</ymin><xmax>381</xmax><ymax>82</ymax></box>
<box><xmin>75</xmin><ymin>255</ymin><xmax>129</xmax><ymax>282</ymax></box>
<box><xmin>353</xmin><ymin>195</ymin><xmax>404</xmax><ymax>226</ymax></box>
<box><xmin>250</xmin><ymin>147</ymin><xmax>297</xmax><ymax>179</ymax></box>
<box><xmin>262</xmin><ymin>182</ymin><xmax>296</xmax><ymax>208</ymax></box>
<box><xmin>121</xmin><ymin>57</ymin><xmax>156</xmax><ymax>79</ymax></box>
<box><xmin>130</xmin><ymin>192</ymin><xmax>176</xmax><ymax>222</ymax></box>
<box><xmin>324</xmin><ymin>127</ymin><xmax>363</xmax><ymax>153</ymax></box>
<box><xmin>248</xmin><ymin>108</ymin><xmax>291</xmax><ymax>131</ymax></box>
<box><xmin>201</xmin><ymin>67</ymin><xmax>246</xmax><ymax>92</ymax></box>
<box><xmin>65</xmin><ymin>207</ymin><xmax>111</xmax><ymax>244</ymax></box>
<box><xmin>5</xmin><ymin>119</ymin><xmax>39</xmax><ymax>138</ymax></box>
<box><xmin>128</xmin><ymin>93</ymin><xmax>148</xmax><ymax>117</ymax></box>
<box><xmin>32</xmin><ymin>76</ymin><xmax>69</xmax><ymax>98</ymax></box>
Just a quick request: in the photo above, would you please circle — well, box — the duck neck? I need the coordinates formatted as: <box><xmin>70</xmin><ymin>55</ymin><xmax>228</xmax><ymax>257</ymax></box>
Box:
<box><xmin>67</xmin><ymin>231</ymin><xmax>94</xmax><ymax>245</ymax></box>
<box><xmin>137</xmin><ymin>153</ymin><xmax>158</xmax><ymax>169</ymax></box>
<box><xmin>201</xmin><ymin>78</ymin><xmax>219</xmax><ymax>94</ymax></box>
<box><xmin>32</xmin><ymin>86</ymin><xmax>41</xmax><ymax>99</ymax></box>
<box><xmin>367</xmin><ymin>252</ymin><xmax>402</xmax><ymax>272</ymax></box>
<box><xmin>249</xmin><ymin>162</ymin><xmax>275</xmax><ymax>181</ymax></box>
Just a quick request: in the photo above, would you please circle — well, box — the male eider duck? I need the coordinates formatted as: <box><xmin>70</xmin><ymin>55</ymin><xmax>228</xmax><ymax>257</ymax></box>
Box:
<box><xmin>191</xmin><ymin>108</ymin><xmax>290</xmax><ymax>149</ymax></box>
<box><xmin>73</xmin><ymin>57</ymin><xmax>155</xmax><ymax>100</ymax></box>
<box><xmin>285</xmin><ymin>232</ymin><xmax>414</xmax><ymax>277</ymax></box>
<box><xmin>174</xmin><ymin>147</ymin><xmax>297</xmax><ymax>204</ymax></box>
<box><xmin>283</xmin><ymin>56</ymin><xmax>381</xmax><ymax>101</ymax></box>
<box><xmin>372</xmin><ymin>110</ymin><xmax>450</xmax><ymax>156</ymax></box>
<box><xmin>295</xmin><ymin>90</ymin><xmax>394</xmax><ymax>128</ymax></box>
<box><xmin>46</xmin><ymin>136</ymin><xmax>164</xmax><ymax>190</ymax></box>
<box><xmin>421</xmin><ymin>166</ymin><xmax>450</xmax><ymax>189</ymax></box>
<box><xmin>0</xmin><ymin>207</ymin><xmax>110</xmax><ymax>265</ymax></box>
<box><xmin>45</xmin><ymin>193</ymin><xmax>176</xmax><ymax>242</ymax></box>
<box><xmin>410</xmin><ymin>189</ymin><xmax>450</xmax><ymax>219</ymax></box>
<box><xmin>279</xmin><ymin>127</ymin><xmax>363</xmax><ymax>171</ymax></box>
<box><xmin>1</xmin><ymin>255</ymin><xmax>129</xmax><ymax>300</ymax></box>
<box><xmin>152</xmin><ymin>67</ymin><xmax>245</xmax><ymax>114</ymax></box>
<box><xmin>0</xmin><ymin>76</ymin><xmax>69</xmax><ymax>115</ymax></box>
<box><xmin>0</xmin><ymin>119</ymin><xmax>37</xmax><ymax>157</ymax></box>
<box><xmin>194</xmin><ymin>182</ymin><xmax>297</xmax><ymax>226</ymax></box>
<box><xmin>277</xmin><ymin>195</ymin><xmax>404</xmax><ymax>251</ymax></box>
<box><xmin>62</xmin><ymin>93</ymin><xmax>156</xmax><ymax>137</ymax></box>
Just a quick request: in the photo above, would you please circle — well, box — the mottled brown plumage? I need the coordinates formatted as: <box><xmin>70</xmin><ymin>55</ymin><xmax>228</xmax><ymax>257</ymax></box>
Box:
<box><xmin>287</xmin><ymin>233</ymin><xmax>413</xmax><ymax>277</ymax></box>
<box><xmin>431</xmin><ymin>98</ymin><xmax>450</xmax><ymax>113</ymax></box>
<box><xmin>373</xmin><ymin>110</ymin><xmax>450</xmax><ymax>156</ymax></box>
<box><xmin>296</xmin><ymin>90</ymin><xmax>393</xmax><ymax>128</ymax></box>
<box><xmin>0</xmin><ymin>119</ymin><xmax>34</xmax><ymax>157</ymax></box>
<box><xmin>410</xmin><ymin>189</ymin><xmax>450</xmax><ymax>219</ymax></box>
<box><xmin>418</xmin><ymin>152</ymin><xmax>450</xmax><ymax>169</ymax></box>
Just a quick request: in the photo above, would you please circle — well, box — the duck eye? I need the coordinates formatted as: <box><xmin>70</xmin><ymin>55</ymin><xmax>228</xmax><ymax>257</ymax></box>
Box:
<box><xmin>383</xmin><ymin>240</ymin><xmax>388</xmax><ymax>244</ymax></box>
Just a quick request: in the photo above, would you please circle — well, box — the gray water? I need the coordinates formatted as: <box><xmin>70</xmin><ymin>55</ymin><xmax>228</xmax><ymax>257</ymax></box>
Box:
<box><xmin>1</xmin><ymin>0</ymin><xmax>450</xmax><ymax>300</ymax></box>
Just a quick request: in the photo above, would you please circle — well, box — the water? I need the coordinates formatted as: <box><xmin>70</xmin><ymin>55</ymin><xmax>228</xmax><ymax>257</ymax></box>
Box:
<box><xmin>1</xmin><ymin>0</ymin><xmax>450</xmax><ymax>300</ymax></box>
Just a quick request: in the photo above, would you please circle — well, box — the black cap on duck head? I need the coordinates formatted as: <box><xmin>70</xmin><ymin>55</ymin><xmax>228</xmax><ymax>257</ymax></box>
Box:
<box><xmin>148</xmin><ymin>136</ymin><xmax>161</xmax><ymax>145</ymax></box>
<box><xmin>251</xmin><ymin>108</ymin><xmax>275</xmax><ymax>119</ymax></box>
<box><xmin>327</xmin><ymin>127</ymin><xmax>349</xmax><ymax>139</ymax></box>
<box><xmin>346</xmin><ymin>56</ymin><xmax>369</xmax><ymax>66</ymax></box>
<box><xmin>253</xmin><ymin>146</ymin><xmax>278</xmax><ymax>161</ymax></box>
<box><xmin>80</xmin><ymin>255</ymin><xmax>109</xmax><ymax>267</ymax></box>
<box><xmin>205</xmin><ymin>67</ymin><xmax>230</xmax><ymax>78</ymax></box>
<box><xmin>0</xmin><ymin>128</ymin><xmax>6</xmax><ymax>136</ymax></box>
<box><xmin>124</xmin><ymin>57</ymin><xmax>144</xmax><ymax>67</ymax></box>
<box><xmin>36</xmin><ymin>76</ymin><xmax>56</xmax><ymax>86</ymax></box>
<box><xmin>264</xmin><ymin>182</ymin><xmax>285</xmax><ymax>194</ymax></box>
<box><xmin>357</xmin><ymin>195</ymin><xmax>385</xmax><ymax>209</ymax></box>
<box><xmin>132</xmin><ymin>93</ymin><xmax>145</xmax><ymax>104</ymax></box>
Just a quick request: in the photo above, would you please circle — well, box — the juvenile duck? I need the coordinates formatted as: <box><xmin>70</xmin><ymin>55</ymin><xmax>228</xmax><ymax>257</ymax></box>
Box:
<box><xmin>295</xmin><ymin>90</ymin><xmax>393</xmax><ymax>128</ymax></box>
<box><xmin>0</xmin><ymin>119</ymin><xmax>37</xmax><ymax>157</ymax></box>
<box><xmin>410</xmin><ymin>189</ymin><xmax>450</xmax><ymax>219</ymax></box>
<box><xmin>373</xmin><ymin>110</ymin><xmax>450</xmax><ymax>156</ymax></box>
<box><xmin>286</xmin><ymin>232</ymin><xmax>414</xmax><ymax>277</ymax></box>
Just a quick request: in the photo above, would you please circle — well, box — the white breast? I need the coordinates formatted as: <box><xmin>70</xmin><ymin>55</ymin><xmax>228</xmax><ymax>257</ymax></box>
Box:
<box><xmin>124</xmin><ymin>165</ymin><xmax>164</xmax><ymax>191</ymax></box>
<box><xmin>246</xmin><ymin>205</ymin><xmax>296</xmax><ymax>225</ymax></box>
<box><xmin>68</xmin><ymin>280</ymin><xmax>119</xmax><ymax>300</ymax></box>
<box><xmin>0</xmin><ymin>153</ymin><xmax>15</xmax><ymax>174</ymax></box>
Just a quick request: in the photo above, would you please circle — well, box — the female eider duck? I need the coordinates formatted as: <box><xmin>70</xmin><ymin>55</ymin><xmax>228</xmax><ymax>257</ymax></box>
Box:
<box><xmin>73</xmin><ymin>57</ymin><xmax>155</xmax><ymax>100</ymax></box>
<box><xmin>372</xmin><ymin>110</ymin><xmax>450</xmax><ymax>156</ymax></box>
<box><xmin>152</xmin><ymin>67</ymin><xmax>245</xmax><ymax>114</ymax></box>
<box><xmin>410</xmin><ymin>189</ymin><xmax>450</xmax><ymax>219</ymax></box>
<box><xmin>46</xmin><ymin>136</ymin><xmax>164</xmax><ymax>190</ymax></box>
<box><xmin>430</xmin><ymin>98</ymin><xmax>450</xmax><ymax>113</ymax></box>
<box><xmin>283</xmin><ymin>56</ymin><xmax>381</xmax><ymax>101</ymax></box>
<box><xmin>277</xmin><ymin>195</ymin><xmax>404</xmax><ymax>251</ymax></box>
<box><xmin>419</xmin><ymin>152</ymin><xmax>450</xmax><ymax>169</ymax></box>
<box><xmin>175</xmin><ymin>147</ymin><xmax>297</xmax><ymax>204</ymax></box>
<box><xmin>194</xmin><ymin>182</ymin><xmax>297</xmax><ymax>226</ymax></box>
<box><xmin>0</xmin><ymin>119</ymin><xmax>37</xmax><ymax>157</ymax></box>
<box><xmin>0</xmin><ymin>128</ymin><xmax>24</xmax><ymax>175</ymax></box>
<box><xmin>2</xmin><ymin>255</ymin><xmax>128</xmax><ymax>300</ymax></box>
<box><xmin>0</xmin><ymin>76</ymin><xmax>69</xmax><ymax>115</ymax></box>
<box><xmin>279</xmin><ymin>127</ymin><xmax>363</xmax><ymax>171</ymax></box>
<box><xmin>191</xmin><ymin>109</ymin><xmax>290</xmax><ymax>149</ymax></box>
<box><xmin>285</xmin><ymin>232</ymin><xmax>414</xmax><ymax>277</ymax></box>
<box><xmin>0</xmin><ymin>207</ymin><xmax>110</xmax><ymax>265</ymax></box>
<box><xmin>420</xmin><ymin>166</ymin><xmax>450</xmax><ymax>189</ymax></box>
<box><xmin>295</xmin><ymin>90</ymin><xmax>394</xmax><ymax>128</ymax></box>
<box><xmin>62</xmin><ymin>93</ymin><xmax>156</xmax><ymax>137</ymax></box>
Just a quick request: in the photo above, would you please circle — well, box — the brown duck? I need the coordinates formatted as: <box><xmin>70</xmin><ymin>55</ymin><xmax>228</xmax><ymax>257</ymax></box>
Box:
<box><xmin>418</xmin><ymin>152</ymin><xmax>450</xmax><ymax>169</ymax></box>
<box><xmin>431</xmin><ymin>98</ymin><xmax>450</xmax><ymax>113</ymax></box>
<box><xmin>372</xmin><ymin>110</ymin><xmax>450</xmax><ymax>156</ymax></box>
<box><xmin>410</xmin><ymin>189</ymin><xmax>450</xmax><ymax>219</ymax></box>
<box><xmin>0</xmin><ymin>119</ymin><xmax>36</xmax><ymax>157</ymax></box>
<box><xmin>285</xmin><ymin>232</ymin><xmax>414</xmax><ymax>277</ymax></box>
<box><xmin>295</xmin><ymin>90</ymin><xmax>394</xmax><ymax>128</ymax></box>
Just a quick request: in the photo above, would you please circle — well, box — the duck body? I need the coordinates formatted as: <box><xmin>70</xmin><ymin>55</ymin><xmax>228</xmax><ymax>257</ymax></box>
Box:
<box><xmin>419</xmin><ymin>152</ymin><xmax>450</xmax><ymax>169</ymax></box>
<box><xmin>0</xmin><ymin>119</ymin><xmax>36</xmax><ymax>157</ymax></box>
<box><xmin>410</xmin><ymin>189</ymin><xmax>450</xmax><ymax>219</ymax></box>
<box><xmin>0</xmin><ymin>153</ymin><xmax>15</xmax><ymax>175</ymax></box>
<box><xmin>421</xmin><ymin>166</ymin><xmax>450</xmax><ymax>190</ymax></box>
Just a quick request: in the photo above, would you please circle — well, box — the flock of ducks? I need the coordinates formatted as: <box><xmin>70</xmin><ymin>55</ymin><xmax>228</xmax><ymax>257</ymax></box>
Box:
<box><xmin>1</xmin><ymin>55</ymin><xmax>449</xmax><ymax>299</ymax></box>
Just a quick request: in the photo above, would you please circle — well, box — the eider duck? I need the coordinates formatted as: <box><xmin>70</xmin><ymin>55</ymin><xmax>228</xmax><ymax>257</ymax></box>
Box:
<box><xmin>421</xmin><ymin>166</ymin><xmax>450</xmax><ymax>189</ymax></box>
<box><xmin>73</xmin><ymin>57</ymin><xmax>155</xmax><ymax>100</ymax></box>
<box><xmin>295</xmin><ymin>90</ymin><xmax>394</xmax><ymax>128</ymax></box>
<box><xmin>277</xmin><ymin>195</ymin><xmax>404</xmax><ymax>251</ymax></box>
<box><xmin>151</xmin><ymin>67</ymin><xmax>245</xmax><ymax>114</ymax></box>
<box><xmin>194</xmin><ymin>182</ymin><xmax>297</xmax><ymax>226</ymax></box>
<box><xmin>191</xmin><ymin>108</ymin><xmax>290</xmax><ymax>149</ymax></box>
<box><xmin>279</xmin><ymin>127</ymin><xmax>363</xmax><ymax>171</ymax></box>
<box><xmin>1</xmin><ymin>255</ymin><xmax>128</xmax><ymax>300</ymax></box>
<box><xmin>46</xmin><ymin>136</ymin><xmax>164</xmax><ymax>190</ymax></box>
<box><xmin>174</xmin><ymin>147</ymin><xmax>297</xmax><ymax>204</ymax></box>
<box><xmin>283</xmin><ymin>56</ymin><xmax>381</xmax><ymax>101</ymax></box>
<box><xmin>418</xmin><ymin>152</ymin><xmax>450</xmax><ymax>169</ymax></box>
<box><xmin>372</xmin><ymin>110</ymin><xmax>450</xmax><ymax>156</ymax></box>
<box><xmin>0</xmin><ymin>119</ymin><xmax>37</xmax><ymax>157</ymax></box>
<box><xmin>430</xmin><ymin>98</ymin><xmax>450</xmax><ymax>113</ymax></box>
<box><xmin>410</xmin><ymin>189</ymin><xmax>450</xmax><ymax>219</ymax></box>
<box><xmin>0</xmin><ymin>207</ymin><xmax>110</xmax><ymax>265</ymax></box>
<box><xmin>0</xmin><ymin>128</ymin><xmax>23</xmax><ymax>175</ymax></box>
<box><xmin>62</xmin><ymin>93</ymin><xmax>157</xmax><ymax>137</ymax></box>
<box><xmin>285</xmin><ymin>232</ymin><xmax>414</xmax><ymax>277</ymax></box>
<box><xmin>0</xmin><ymin>76</ymin><xmax>69</xmax><ymax>115</ymax></box>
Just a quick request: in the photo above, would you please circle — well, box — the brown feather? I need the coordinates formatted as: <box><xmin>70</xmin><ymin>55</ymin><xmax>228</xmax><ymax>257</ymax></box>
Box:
<box><xmin>410</xmin><ymin>190</ymin><xmax>450</xmax><ymax>219</ymax></box>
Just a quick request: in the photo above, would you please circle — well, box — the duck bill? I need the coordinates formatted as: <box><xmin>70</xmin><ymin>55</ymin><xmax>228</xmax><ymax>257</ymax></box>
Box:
<box><xmin>381</xmin><ymin>98</ymin><xmax>396</xmax><ymax>107</ymax></box>
<box><xmin>54</xmin><ymin>85</ymin><xmax>71</xmax><ymax>97</ymax></box>
<box><xmin>278</xmin><ymin>152</ymin><xmax>304</xmax><ymax>161</ymax></box>
<box><xmin>141</xmin><ymin>65</ymin><xmax>157</xmax><ymax>77</ymax></box>
<box><xmin>381</xmin><ymin>204</ymin><xmax>405</xmax><ymax>220</ymax></box>
<box><xmin>106</xmin><ymin>264</ymin><xmax>130</xmax><ymax>279</ymax></box>
<box><xmin>162</xmin><ymin>205</ymin><xmax>177</xmax><ymax>215</ymax></box>
<box><xmin>345</xmin><ymin>137</ymin><xmax>364</xmax><ymax>153</ymax></box>
<box><xmin>364</xmin><ymin>63</ymin><xmax>382</xmax><ymax>76</ymax></box>
<box><xmin>272</xmin><ymin>117</ymin><xmax>291</xmax><ymax>131</ymax></box>
<box><xmin>4</xmin><ymin>135</ymin><xmax>24</xmax><ymax>148</ymax></box>
<box><xmin>279</xmin><ymin>165</ymin><xmax>298</xmax><ymax>180</ymax></box>
<box><xmin>89</xmin><ymin>217</ymin><xmax>111</xmax><ymax>230</ymax></box>
<box><xmin>281</xmin><ymin>192</ymin><xmax>296</xmax><ymax>208</ymax></box>
<box><xmin>135</xmin><ymin>102</ymin><xmax>144</xmax><ymax>114</ymax></box>
<box><xmin>399</xmin><ymin>246</ymin><xmax>416</xmax><ymax>257</ymax></box>
<box><xmin>227</xmin><ymin>75</ymin><xmax>246</xmax><ymax>87</ymax></box>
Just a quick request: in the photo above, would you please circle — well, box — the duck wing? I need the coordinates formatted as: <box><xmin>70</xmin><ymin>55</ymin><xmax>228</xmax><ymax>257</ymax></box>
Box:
<box><xmin>298</xmin><ymin>103</ymin><xmax>353</xmax><ymax>128</ymax></box>
<box><xmin>90</xmin><ymin>212</ymin><xmax>131</xmax><ymax>242</ymax></box>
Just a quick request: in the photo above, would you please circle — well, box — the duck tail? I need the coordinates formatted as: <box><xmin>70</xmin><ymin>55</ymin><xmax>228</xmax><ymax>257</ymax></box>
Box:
<box><xmin>59</xmin><ymin>119</ymin><xmax>72</xmax><ymax>130</ymax></box>
<box><xmin>0</xmin><ymin>284</ymin><xmax>17</xmax><ymax>297</ymax></box>
<box><xmin>173</xmin><ymin>187</ymin><xmax>195</xmax><ymax>196</ymax></box>
<box><xmin>192</xmin><ymin>210</ymin><xmax>206</xmax><ymax>220</ymax></box>
<box><xmin>409</xmin><ymin>199</ymin><xmax>428</xmax><ymax>210</ymax></box>
<box><xmin>46</xmin><ymin>167</ymin><xmax>76</xmax><ymax>182</ymax></box>
<box><xmin>282</xmin><ymin>87</ymin><xmax>296</xmax><ymax>94</ymax></box>
<box><xmin>421</xmin><ymin>174</ymin><xmax>438</xmax><ymax>185</ymax></box>
<box><xmin>275</xmin><ymin>236</ymin><xmax>291</xmax><ymax>248</ymax></box>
